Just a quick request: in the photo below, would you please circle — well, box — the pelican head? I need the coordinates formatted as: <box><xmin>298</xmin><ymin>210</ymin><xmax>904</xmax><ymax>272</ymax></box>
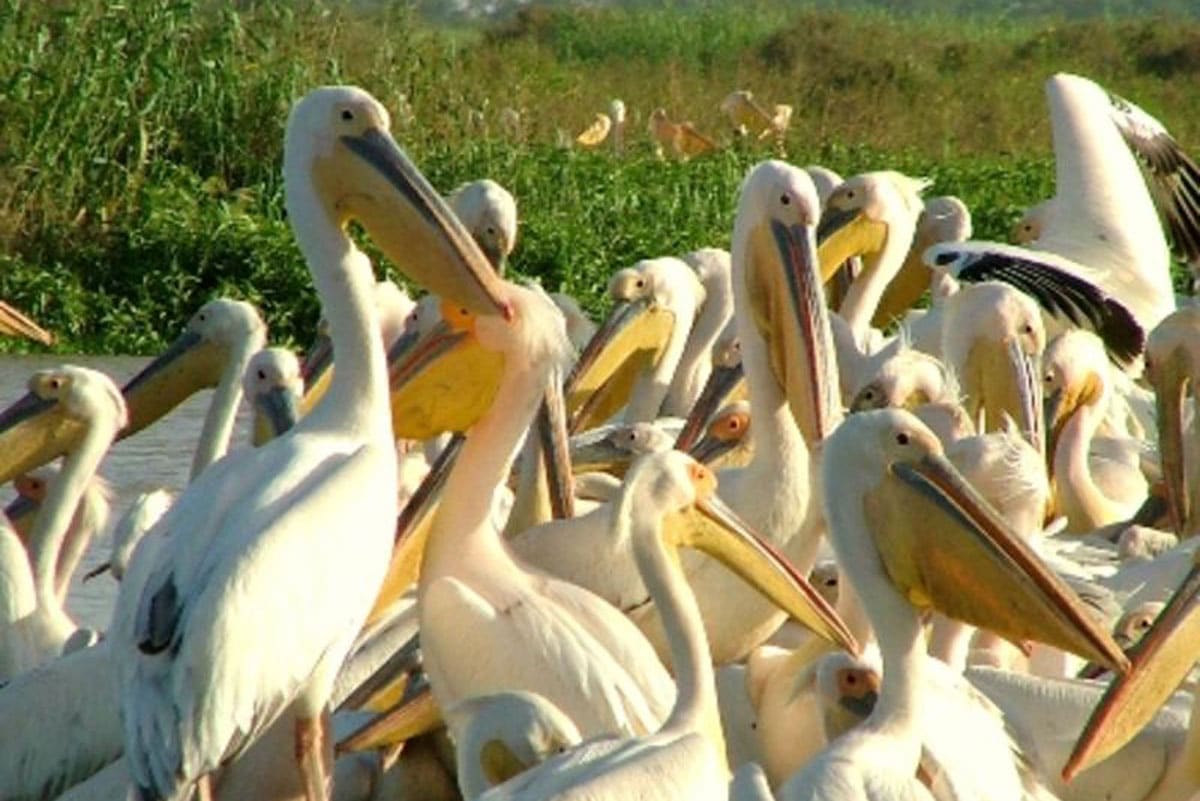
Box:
<box><xmin>447</xmin><ymin>179</ymin><xmax>518</xmax><ymax>274</ymax></box>
<box><xmin>734</xmin><ymin>160</ymin><xmax>839</xmax><ymax>443</ymax></box>
<box><xmin>245</xmin><ymin>347</ymin><xmax>303</xmax><ymax>445</ymax></box>
<box><xmin>817</xmin><ymin>171</ymin><xmax>928</xmax><ymax>281</ymax></box>
<box><xmin>285</xmin><ymin>86</ymin><xmax>509</xmax><ymax>320</ymax></box>
<box><xmin>628</xmin><ymin>449</ymin><xmax>857</xmax><ymax>654</ymax></box>
<box><xmin>1145</xmin><ymin>306</ymin><xmax>1200</xmax><ymax>535</ymax></box>
<box><xmin>121</xmin><ymin>298</ymin><xmax>265</xmax><ymax>440</ymax></box>
<box><xmin>1043</xmin><ymin>329</ymin><xmax>1110</xmax><ymax>464</ymax></box>
<box><xmin>824</xmin><ymin>409</ymin><xmax>1127</xmax><ymax>670</ymax></box>
<box><xmin>1011</xmin><ymin>199</ymin><xmax>1056</xmax><ymax>246</ymax></box>
<box><xmin>0</xmin><ymin>366</ymin><xmax>128</xmax><ymax>485</ymax></box>
<box><xmin>942</xmin><ymin>282</ymin><xmax>1045</xmax><ymax>451</ymax></box>
<box><xmin>815</xmin><ymin>651</ymin><xmax>881</xmax><ymax>738</ymax></box>
<box><xmin>568</xmin><ymin>421</ymin><xmax>672</xmax><ymax>476</ymax></box>
<box><xmin>850</xmin><ymin>349</ymin><xmax>949</xmax><ymax>412</ymax></box>
<box><xmin>565</xmin><ymin>257</ymin><xmax>702</xmax><ymax>431</ymax></box>
<box><xmin>673</xmin><ymin>323</ymin><xmax>744</xmax><ymax>452</ymax></box>
<box><xmin>688</xmin><ymin>400</ymin><xmax>751</xmax><ymax>466</ymax></box>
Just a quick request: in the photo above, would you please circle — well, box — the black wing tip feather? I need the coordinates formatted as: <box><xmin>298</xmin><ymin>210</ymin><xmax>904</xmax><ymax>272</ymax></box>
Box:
<box><xmin>956</xmin><ymin>251</ymin><xmax>1145</xmax><ymax>365</ymax></box>
<box><xmin>137</xmin><ymin>576</ymin><xmax>182</xmax><ymax>656</ymax></box>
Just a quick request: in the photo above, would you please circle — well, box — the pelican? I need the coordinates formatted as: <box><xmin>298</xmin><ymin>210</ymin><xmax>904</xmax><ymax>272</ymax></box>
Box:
<box><xmin>873</xmin><ymin>195</ymin><xmax>972</xmax><ymax>329</ymax></box>
<box><xmin>0</xmin><ymin>366</ymin><xmax>126</xmax><ymax>681</ymax></box>
<box><xmin>475</xmin><ymin>450</ymin><xmax>853</xmax><ymax>801</ymax></box>
<box><xmin>648</xmin><ymin>108</ymin><xmax>718</xmax><ymax>160</ymax></box>
<box><xmin>609</xmin><ymin>99</ymin><xmax>627</xmax><ymax>155</ymax></box>
<box><xmin>926</xmin><ymin>74</ymin><xmax>1177</xmax><ymax>366</ymax></box>
<box><xmin>6</xmin><ymin>466</ymin><xmax>112</xmax><ymax>604</ymax></box>
<box><xmin>1144</xmin><ymin>305</ymin><xmax>1200</xmax><ymax>536</ymax></box>
<box><xmin>246</xmin><ymin>347</ymin><xmax>303</xmax><ymax>445</ymax></box>
<box><xmin>444</xmin><ymin>692</ymin><xmax>581</xmax><ymax>798</ymax></box>
<box><xmin>0</xmin><ymin>298</ymin><xmax>53</xmax><ymax>346</ymax></box>
<box><xmin>1045</xmin><ymin>330</ymin><xmax>1148</xmax><ymax>532</ymax></box>
<box><xmin>816</xmin><ymin>171</ymin><xmax>928</xmax><ymax>341</ymax></box>
<box><xmin>113</xmin><ymin>86</ymin><xmax>509</xmax><ymax>801</ymax></box>
<box><xmin>447</xmin><ymin>179</ymin><xmax>518</xmax><ymax>273</ymax></box>
<box><xmin>575</xmin><ymin>112</ymin><xmax>612</xmax><ymax>149</ymax></box>
<box><xmin>779</xmin><ymin>409</ymin><xmax>1126</xmax><ymax>800</ymax></box>
<box><xmin>120</xmin><ymin>297</ymin><xmax>266</xmax><ymax>479</ymax></box>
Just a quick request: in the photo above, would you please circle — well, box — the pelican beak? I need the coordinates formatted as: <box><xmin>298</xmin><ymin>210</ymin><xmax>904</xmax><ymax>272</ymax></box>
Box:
<box><xmin>538</xmin><ymin>379</ymin><xmax>575</xmax><ymax>521</ymax></box>
<box><xmin>837</xmin><ymin>672</ymin><xmax>880</xmax><ymax>720</ymax></box>
<box><xmin>744</xmin><ymin>214</ymin><xmax>840</xmax><ymax>444</ymax></box>
<box><xmin>298</xmin><ymin>327</ymin><xmax>333</xmax><ymax>416</ymax></box>
<box><xmin>961</xmin><ymin>338</ymin><xmax>1043</xmax><ymax>452</ymax></box>
<box><xmin>478</xmin><ymin>235</ymin><xmax>507</xmax><ymax>276</ymax></box>
<box><xmin>387</xmin><ymin>311</ymin><xmax>505</xmax><ymax>440</ymax></box>
<box><xmin>3</xmin><ymin>492</ymin><xmax>37</xmax><ymax>540</ymax></box>
<box><xmin>569</xmin><ymin>427</ymin><xmax>640</xmax><ymax>476</ymax></box>
<box><xmin>1064</xmin><ymin>551</ymin><xmax>1200</xmax><ymax>781</ymax></box>
<box><xmin>1045</xmin><ymin>372</ymin><xmax>1103</xmax><ymax>470</ymax></box>
<box><xmin>0</xmin><ymin>302</ymin><xmax>54</xmax><ymax>346</ymax></box>
<box><xmin>338</xmin><ymin>679</ymin><xmax>442</xmax><ymax>753</ymax></box>
<box><xmin>335</xmin><ymin>127</ymin><xmax>510</xmax><ymax>319</ymax></box>
<box><xmin>674</xmin><ymin>363</ymin><xmax>745</xmax><ymax>452</ymax></box>
<box><xmin>121</xmin><ymin>330</ymin><xmax>226</xmax><ymax>439</ymax></box>
<box><xmin>1150</xmin><ymin>348</ymin><xmax>1190</xmax><ymax>535</ymax></box>
<box><xmin>0</xmin><ymin>391</ymin><xmax>80</xmax><ymax>484</ymax></box>
<box><xmin>564</xmin><ymin>298</ymin><xmax>674</xmax><ymax>433</ymax></box>
<box><xmin>364</xmin><ymin>435</ymin><xmax>464</xmax><ymax>628</ymax></box>
<box><xmin>678</xmin><ymin>484</ymin><xmax>858</xmax><ymax>654</ymax></box>
<box><xmin>871</xmin><ymin>452</ymin><xmax>1127</xmax><ymax>671</ymax></box>
<box><xmin>252</xmin><ymin>385</ymin><xmax>301</xmax><ymax>446</ymax></box>
<box><xmin>873</xmin><ymin>247</ymin><xmax>931</xmax><ymax>328</ymax></box>
<box><xmin>688</xmin><ymin>424</ymin><xmax>742</xmax><ymax>466</ymax></box>
<box><xmin>816</xmin><ymin>206</ymin><xmax>887</xmax><ymax>283</ymax></box>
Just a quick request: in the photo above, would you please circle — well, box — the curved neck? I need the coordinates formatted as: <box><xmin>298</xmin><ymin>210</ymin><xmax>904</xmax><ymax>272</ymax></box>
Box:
<box><xmin>1053</xmin><ymin>394</ymin><xmax>1115</xmax><ymax>530</ymax></box>
<box><xmin>285</xmin><ymin>171</ymin><xmax>388</xmax><ymax>442</ymax></box>
<box><xmin>840</xmin><ymin>216</ymin><xmax>915</xmax><ymax>340</ymax></box>
<box><xmin>737</xmin><ymin>312</ymin><xmax>807</xmax><ymax>483</ymax></box>
<box><xmin>625</xmin><ymin>304</ymin><xmax>697</xmax><ymax>424</ymax></box>
<box><xmin>52</xmin><ymin>484</ymin><xmax>107</xmax><ymax>603</ymax></box>
<box><xmin>31</xmin><ymin>423</ymin><xmax>115</xmax><ymax>607</ymax></box>
<box><xmin>626</xmin><ymin>501</ymin><xmax>724</xmax><ymax>763</ymax></box>
<box><xmin>423</xmin><ymin>351</ymin><xmax>547</xmax><ymax>579</ymax></box>
<box><xmin>0</xmin><ymin>525</ymin><xmax>35</xmax><ymax>621</ymax></box>
<box><xmin>190</xmin><ymin>341</ymin><xmax>256</xmax><ymax>479</ymax></box>
<box><xmin>664</xmin><ymin>294</ymin><xmax>730</xmax><ymax>417</ymax></box>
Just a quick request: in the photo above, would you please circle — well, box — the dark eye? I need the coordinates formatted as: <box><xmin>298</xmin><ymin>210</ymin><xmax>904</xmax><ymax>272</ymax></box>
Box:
<box><xmin>198</xmin><ymin>313</ymin><xmax>207</xmax><ymax>322</ymax></box>
<box><xmin>824</xmin><ymin>576</ymin><xmax>838</xmax><ymax>587</ymax></box>
<box><xmin>845</xmin><ymin>673</ymin><xmax>857</xmax><ymax>685</ymax></box>
<box><xmin>845</xmin><ymin>190</ymin><xmax>855</xmax><ymax>199</ymax></box>
<box><xmin>486</xmin><ymin>226</ymin><xmax>496</xmax><ymax>235</ymax></box>
<box><xmin>341</xmin><ymin>109</ymin><xmax>354</xmax><ymax>121</ymax></box>
<box><xmin>780</xmin><ymin>194</ymin><xmax>790</xmax><ymax>205</ymax></box>
<box><xmin>1044</xmin><ymin>373</ymin><xmax>1053</xmax><ymax>383</ymax></box>
<box><xmin>1023</xmin><ymin>324</ymin><xmax>1034</xmax><ymax>335</ymax></box>
<box><xmin>48</xmin><ymin>378</ymin><xmax>61</xmax><ymax>390</ymax></box>
<box><xmin>257</xmin><ymin>369</ymin><xmax>266</xmax><ymax>380</ymax></box>
<box><xmin>896</xmin><ymin>432</ymin><xmax>909</xmax><ymax>445</ymax></box>
<box><xmin>863</xmin><ymin>390</ymin><xmax>874</xmax><ymax>400</ymax></box>
<box><xmin>635</xmin><ymin>278</ymin><xmax>645</xmax><ymax>289</ymax></box>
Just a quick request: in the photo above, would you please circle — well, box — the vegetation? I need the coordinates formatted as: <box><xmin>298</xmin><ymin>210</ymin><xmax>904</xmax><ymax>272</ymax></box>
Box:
<box><xmin>2</xmin><ymin>0</ymin><xmax>1198</xmax><ymax>353</ymax></box>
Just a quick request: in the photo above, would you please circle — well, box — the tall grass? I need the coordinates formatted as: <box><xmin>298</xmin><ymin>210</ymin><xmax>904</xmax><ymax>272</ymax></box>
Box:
<box><xmin>1</xmin><ymin>0</ymin><xmax>1197</xmax><ymax>352</ymax></box>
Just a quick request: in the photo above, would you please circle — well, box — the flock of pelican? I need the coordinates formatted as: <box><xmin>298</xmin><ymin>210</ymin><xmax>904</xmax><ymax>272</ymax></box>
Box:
<box><xmin>3</xmin><ymin>70</ymin><xmax>1200</xmax><ymax>801</ymax></box>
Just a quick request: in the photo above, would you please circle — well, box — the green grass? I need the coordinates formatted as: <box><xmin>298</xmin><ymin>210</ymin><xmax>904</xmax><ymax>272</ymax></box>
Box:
<box><xmin>1</xmin><ymin>0</ymin><xmax>1197</xmax><ymax>353</ymax></box>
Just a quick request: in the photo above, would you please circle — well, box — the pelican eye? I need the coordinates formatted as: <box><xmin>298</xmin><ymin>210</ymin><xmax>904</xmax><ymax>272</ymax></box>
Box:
<box><xmin>780</xmin><ymin>194</ymin><xmax>790</xmax><ymax>206</ymax></box>
<box><xmin>257</xmin><ymin>369</ymin><xmax>267</xmax><ymax>380</ymax></box>
<box><xmin>341</xmin><ymin>109</ymin><xmax>354</xmax><ymax>121</ymax></box>
<box><xmin>896</xmin><ymin>432</ymin><xmax>909</xmax><ymax>445</ymax></box>
<box><xmin>48</xmin><ymin>377</ymin><xmax>62</xmax><ymax>390</ymax></box>
<box><xmin>845</xmin><ymin>190</ymin><xmax>855</xmax><ymax>199</ymax></box>
<box><xmin>1023</xmin><ymin>324</ymin><xmax>1034</xmax><ymax>335</ymax></box>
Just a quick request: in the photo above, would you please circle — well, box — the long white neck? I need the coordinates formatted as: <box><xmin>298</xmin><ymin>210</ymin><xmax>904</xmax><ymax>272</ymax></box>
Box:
<box><xmin>840</xmin><ymin>214</ymin><xmax>916</xmax><ymax>341</ymax></box>
<box><xmin>0</xmin><ymin>525</ymin><xmax>35</xmax><ymax>621</ymax></box>
<box><xmin>423</xmin><ymin>350</ymin><xmax>546</xmax><ymax>580</ymax></box>
<box><xmin>664</xmin><ymin>292</ymin><xmax>729</xmax><ymax>417</ymax></box>
<box><xmin>52</xmin><ymin>482</ymin><xmax>108</xmax><ymax>603</ymax></box>
<box><xmin>285</xmin><ymin>171</ymin><xmax>389</xmax><ymax>442</ymax></box>
<box><xmin>31</xmin><ymin>423</ymin><xmax>115</xmax><ymax>608</ymax></box>
<box><xmin>826</xmin><ymin>481</ymin><xmax>924</xmax><ymax>760</ymax></box>
<box><xmin>1054</xmin><ymin>387</ymin><xmax>1115</xmax><ymax>531</ymax></box>
<box><xmin>190</xmin><ymin>340</ymin><xmax>256</xmax><ymax>480</ymax></box>
<box><xmin>626</xmin><ymin>496</ymin><xmax>725</xmax><ymax>766</ymax></box>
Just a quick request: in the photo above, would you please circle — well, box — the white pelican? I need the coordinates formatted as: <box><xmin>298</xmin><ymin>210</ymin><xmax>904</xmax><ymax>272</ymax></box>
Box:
<box><xmin>1144</xmin><ymin>305</ymin><xmax>1200</xmax><ymax>536</ymax></box>
<box><xmin>1044</xmin><ymin>330</ymin><xmax>1148</xmax><ymax>532</ymax></box>
<box><xmin>475</xmin><ymin>450</ymin><xmax>853</xmax><ymax>800</ymax></box>
<box><xmin>575</xmin><ymin>112</ymin><xmax>612</xmax><ymax>149</ymax></box>
<box><xmin>120</xmin><ymin>297</ymin><xmax>266</xmax><ymax>479</ymax></box>
<box><xmin>246</xmin><ymin>346</ymin><xmax>304</xmax><ymax>445</ymax></box>
<box><xmin>720</xmin><ymin>90</ymin><xmax>789</xmax><ymax>142</ymax></box>
<box><xmin>113</xmin><ymin>85</ymin><xmax>510</xmax><ymax>801</ymax></box>
<box><xmin>926</xmin><ymin>74</ymin><xmax>1177</xmax><ymax>367</ymax></box>
<box><xmin>609</xmin><ymin>99</ymin><xmax>626</xmax><ymax>155</ymax></box>
<box><xmin>779</xmin><ymin>409</ymin><xmax>1126</xmax><ymax>800</ymax></box>
<box><xmin>444</xmin><ymin>692</ymin><xmax>581</xmax><ymax>798</ymax></box>
<box><xmin>6</xmin><ymin>466</ymin><xmax>112</xmax><ymax>604</ymax></box>
<box><xmin>816</xmin><ymin>171</ymin><xmax>928</xmax><ymax>341</ymax></box>
<box><xmin>0</xmin><ymin>366</ymin><xmax>126</xmax><ymax>681</ymax></box>
<box><xmin>648</xmin><ymin>108</ymin><xmax>718</xmax><ymax>160</ymax></box>
<box><xmin>447</xmin><ymin>179</ymin><xmax>518</xmax><ymax>273</ymax></box>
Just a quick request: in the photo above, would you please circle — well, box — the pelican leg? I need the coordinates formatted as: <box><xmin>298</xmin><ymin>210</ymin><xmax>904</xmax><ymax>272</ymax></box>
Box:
<box><xmin>295</xmin><ymin>713</ymin><xmax>333</xmax><ymax>801</ymax></box>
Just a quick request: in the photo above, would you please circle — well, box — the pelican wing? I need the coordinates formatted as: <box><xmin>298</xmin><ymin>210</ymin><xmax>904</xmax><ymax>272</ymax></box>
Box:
<box><xmin>115</xmin><ymin>436</ymin><xmax>396</xmax><ymax>799</ymax></box>
<box><xmin>1108</xmin><ymin>92</ymin><xmax>1200</xmax><ymax>265</ymax></box>
<box><xmin>928</xmin><ymin>241</ymin><xmax>1144</xmax><ymax>364</ymax></box>
<box><xmin>420</xmin><ymin>574</ymin><xmax>672</xmax><ymax>741</ymax></box>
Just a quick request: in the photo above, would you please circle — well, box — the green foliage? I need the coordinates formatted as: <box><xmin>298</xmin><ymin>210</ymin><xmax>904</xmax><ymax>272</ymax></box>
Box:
<box><xmin>0</xmin><ymin>0</ymin><xmax>1192</xmax><ymax>352</ymax></box>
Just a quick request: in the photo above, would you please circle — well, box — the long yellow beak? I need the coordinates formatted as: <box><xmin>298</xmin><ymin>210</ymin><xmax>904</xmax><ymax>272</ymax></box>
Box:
<box><xmin>338</xmin><ymin>680</ymin><xmax>441</xmax><ymax>753</ymax></box>
<box><xmin>1151</xmin><ymin>349</ymin><xmax>1191</xmax><ymax>536</ymax></box>
<box><xmin>1064</xmin><ymin>551</ymin><xmax>1200</xmax><ymax>780</ymax></box>
<box><xmin>675</xmin><ymin>492</ymin><xmax>858</xmax><ymax>655</ymax></box>
<box><xmin>564</xmin><ymin>297</ymin><xmax>674</xmax><ymax>433</ymax></box>
<box><xmin>337</xmin><ymin>127</ymin><xmax>510</xmax><ymax>319</ymax></box>
<box><xmin>298</xmin><ymin>327</ymin><xmax>333</xmax><ymax>416</ymax></box>
<box><xmin>120</xmin><ymin>330</ymin><xmax>226</xmax><ymax>440</ymax></box>
<box><xmin>745</xmin><ymin>215</ymin><xmax>840</xmax><ymax>444</ymax></box>
<box><xmin>0</xmin><ymin>391</ymin><xmax>80</xmax><ymax>484</ymax></box>
<box><xmin>871</xmin><ymin>452</ymin><xmax>1127</xmax><ymax>671</ymax></box>
<box><xmin>0</xmin><ymin>301</ymin><xmax>54</xmax><ymax>346</ymax></box>
<box><xmin>965</xmin><ymin>337</ymin><xmax>1043</xmax><ymax>453</ymax></box>
<box><xmin>816</xmin><ymin>207</ymin><xmax>887</xmax><ymax>284</ymax></box>
<box><xmin>252</xmin><ymin>385</ymin><xmax>302</xmax><ymax>445</ymax></box>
